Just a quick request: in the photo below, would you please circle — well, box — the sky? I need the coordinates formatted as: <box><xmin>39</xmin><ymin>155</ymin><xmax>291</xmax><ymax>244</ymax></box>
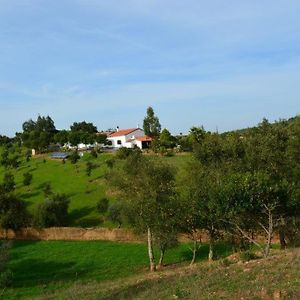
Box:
<box><xmin>0</xmin><ymin>0</ymin><xmax>299</xmax><ymax>136</ymax></box>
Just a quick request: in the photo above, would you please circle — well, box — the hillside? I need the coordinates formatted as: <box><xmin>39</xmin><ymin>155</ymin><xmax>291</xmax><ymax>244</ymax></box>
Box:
<box><xmin>39</xmin><ymin>247</ymin><xmax>300</xmax><ymax>300</ymax></box>
<box><xmin>0</xmin><ymin>150</ymin><xmax>191</xmax><ymax>227</ymax></box>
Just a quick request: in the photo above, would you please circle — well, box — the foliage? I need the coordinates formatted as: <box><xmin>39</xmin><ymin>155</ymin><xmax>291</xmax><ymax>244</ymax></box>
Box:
<box><xmin>105</xmin><ymin>158</ymin><xmax>115</xmax><ymax>169</ymax></box>
<box><xmin>0</xmin><ymin>193</ymin><xmax>29</xmax><ymax>231</ymax></box>
<box><xmin>23</xmin><ymin>172</ymin><xmax>33</xmax><ymax>186</ymax></box>
<box><xmin>239</xmin><ymin>250</ymin><xmax>258</xmax><ymax>262</ymax></box>
<box><xmin>21</xmin><ymin>115</ymin><xmax>57</xmax><ymax>151</ymax></box>
<box><xmin>69</xmin><ymin>151</ymin><xmax>80</xmax><ymax>164</ymax></box>
<box><xmin>107</xmin><ymin>201</ymin><xmax>124</xmax><ymax>228</ymax></box>
<box><xmin>96</xmin><ymin>198</ymin><xmax>109</xmax><ymax>214</ymax></box>
<box><xmin>143</xmin><ymin>107</ymin><xmax>161</xmax><ymax>138</ymax></box>
<box><xmin>1</xmin><ymin>172</ymin><xmax>15</xmax><ymax>193</ymax></box>
<box><xmin>159</xmin><ymin>128</ymin><xmax>177</xmax><ymax>149</ymax></box>
<box><xmin>86</xmin><ymin>161</ymin><xmax>98</xmax><ymax>177</ymax></box>
<box><xmin>34</xmin><ymin>193</ymin><xmax>69</xmax><ymax>228</ymax></box>
<box><xmin>115</xmin><ymin>147</ymin><xmax>135</xmax><ymax>159</ymax></box>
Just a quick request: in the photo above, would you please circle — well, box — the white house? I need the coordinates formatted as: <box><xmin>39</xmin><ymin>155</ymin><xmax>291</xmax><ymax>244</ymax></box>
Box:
<box><xmin>107</xmin><ymin>127</ymin><xmax>152</xmax><ymax>149</ymax></box>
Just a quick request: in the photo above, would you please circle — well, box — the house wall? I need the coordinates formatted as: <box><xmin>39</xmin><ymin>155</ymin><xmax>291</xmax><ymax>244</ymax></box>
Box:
<box><xmin>108</xmin><ymin>129</ymin><xmax>144</xmax><ymax>148</ymax></box>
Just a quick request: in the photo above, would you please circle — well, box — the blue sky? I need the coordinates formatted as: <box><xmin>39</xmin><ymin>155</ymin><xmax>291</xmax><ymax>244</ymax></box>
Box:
<box><xmin>0</xmin><ymin>0</ymin><xmax>299</xmax><ymax>136</ymax></box>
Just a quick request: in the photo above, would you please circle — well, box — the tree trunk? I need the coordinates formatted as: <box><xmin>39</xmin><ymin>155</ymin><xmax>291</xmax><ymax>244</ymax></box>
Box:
<box><xmin>264</xmin><ymin>209</ymin><xmax>273</xmax><ymax>258</ymax></box>
<box><xmin>158</xmin><ymin>248</ymin><xmax>165</xmax><ymax>268</ymax></box>
<box><xmin>279</xmin><ymin>230</ymin><xmax>286</xmax><ymax>250</ymax></box>
<box><xmin>190</xmin><ymin>240</ymin><xmax>197</xmax><ymax>265</ymax></box>
<box><xmin>208</xmin><ymin>229</ymin><xmax>214</xmax><ymax>262</ymax></box>
<box><xmin>147</xmin><ymin>227</ymin><xmax>156</xmax><ymax>272</ymax></box>
<box><xmin>279</xmin><ymin>217</ymin><xmax>286</xmax><ymax>250</ymax></box>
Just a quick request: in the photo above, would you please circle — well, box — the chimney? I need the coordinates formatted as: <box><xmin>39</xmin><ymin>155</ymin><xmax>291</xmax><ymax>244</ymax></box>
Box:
<box><xmin>116</xmin><ymin>126</ymin><xmax>119</xmax><ymax>132</ymax></box>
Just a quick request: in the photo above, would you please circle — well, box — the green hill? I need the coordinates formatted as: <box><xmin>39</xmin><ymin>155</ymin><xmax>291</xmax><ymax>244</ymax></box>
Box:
<box><xmin>0</xmin><ymin>150</ymin><xmax>191</xmax><ymax>227</ymax></box>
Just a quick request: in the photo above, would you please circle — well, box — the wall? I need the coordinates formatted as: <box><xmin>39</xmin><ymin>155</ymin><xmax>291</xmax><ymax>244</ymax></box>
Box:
<box><xmin>0</xmin><ymin>227</ymin><xmax>142</xmax><ymax>242</ymax></box>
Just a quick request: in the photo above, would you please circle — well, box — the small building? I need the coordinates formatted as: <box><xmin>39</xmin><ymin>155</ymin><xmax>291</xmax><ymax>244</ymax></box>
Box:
<box><xmin>107</xmin><ymin>127</ymin><xmax>152</xmax><ymax>149</ymax></box>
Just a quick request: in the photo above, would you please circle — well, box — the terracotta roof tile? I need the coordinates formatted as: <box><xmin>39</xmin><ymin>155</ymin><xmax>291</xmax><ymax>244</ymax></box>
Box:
<box><xmin>108</xmin><ymin>128</ymin><xmax>140</xmax><ymax>137</ymax></box>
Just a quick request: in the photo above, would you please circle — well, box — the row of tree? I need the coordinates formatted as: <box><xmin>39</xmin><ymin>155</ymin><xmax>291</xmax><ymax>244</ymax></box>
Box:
<box><xmin>106</xmin><ymin>116</ymin><xmax>300</xmax><ymax>271</ymax></box>
<box><xmin>16</xmin><ymin>116</ymin><xmax>107</xmax><ymax>151</ymax></box>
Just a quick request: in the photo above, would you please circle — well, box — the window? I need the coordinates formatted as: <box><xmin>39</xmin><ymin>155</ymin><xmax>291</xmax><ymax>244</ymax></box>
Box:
<box><xmin>117</xmin><ymin>140</ymin><xmax>122</xmax><ymax>145</ymax></box>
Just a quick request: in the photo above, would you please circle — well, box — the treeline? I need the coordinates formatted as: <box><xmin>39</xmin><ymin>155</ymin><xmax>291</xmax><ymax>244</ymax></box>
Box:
<box><xmin>12</xmin><ymin>115</ymin><xmax>107</xmax><ymax>152</ymax></box>
<box><xmin>106</xmin><ymin>116</ymin><xmax>300</xmax><ymax>271</ymax></box>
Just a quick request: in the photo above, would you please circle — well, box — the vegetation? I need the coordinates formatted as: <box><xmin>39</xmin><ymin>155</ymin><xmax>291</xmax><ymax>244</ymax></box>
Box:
<box><xmin>3</xmin><ymin>240</ymin><xmax>233</xmax><ymax>299</ymax></box>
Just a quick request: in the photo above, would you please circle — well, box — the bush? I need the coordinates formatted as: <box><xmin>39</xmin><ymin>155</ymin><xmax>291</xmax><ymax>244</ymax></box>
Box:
<box><xmin>96</xmin><ymin>198</ymin><xmax>109</xmax><ymax>214</ymax></box>
<box><xmin>90</xmin><ymin>149</ymin><xmax>98</xmax><ymax>158</ymax></box>
<box><xmin>116</xmin><ymin>147</ymin><xmax>133</xmax><ymax>159</ymax></box>
<box><xmin>34</xmin><ymin>193</ymin><xmax>69</xmax><ymax>228</ymax></box>
<box><xmin>69</xmin><ymin>151</ymin><xmax>80</xmax><ymax>164</ymax></box>
<box><xmin>1</xmin><ymin>173</ymin><xmax>15</xmax><ymax>193</ymax></box>
<box><xmin>23</xmin><ymin>172</ymin><xmax>33</xmax><ymax>186</ymax></box>
<box><xmin>86</xmin><ymin>161</ymin><xmax>98</xmax><ymax>177</ymax></box>
<box><xmin>240</xmin><ymin>250</ymin><xmax>257</xmax><ymax>262</ymax></box>
<box><xmin>108</xmin><ymin>201</ymin><xmax>124</xmax><ymax>228</ymax></box>
<box><xmin>105</xmin><ymin>158</ymin><xmax>115</xmax><ymax>169</ymax></box>
<box><xmin>43</xmin><ymin>182</ymin><xmax>52</xmax><ymax>197</ymax></box>
<box><xmin>165</xmin><ymin>150</ymin><xmax>175</xmax><ymax>157</ymax></box>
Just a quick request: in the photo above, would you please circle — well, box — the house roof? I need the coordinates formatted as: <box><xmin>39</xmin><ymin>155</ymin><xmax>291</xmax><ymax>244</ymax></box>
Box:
<box><xmin>135</xmin><ymin>135</ymin><xmax>153</xmax><ymax>142</ymax></box>
<box><xmin>126</xmin><ymin>135</ymin><xmax>153</xmax><ymax>143</ymax></box>
<box><xmin>108</xmin><ymin>128</ymin><xmax>141</xmax><ymax>137</ymax></box>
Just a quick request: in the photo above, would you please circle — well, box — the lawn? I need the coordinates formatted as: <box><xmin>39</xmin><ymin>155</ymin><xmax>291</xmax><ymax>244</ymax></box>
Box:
<box><xmin>0</xmin><ymin>148</ymin><xmax>192</xmax><ymax>227</ymax></box>
<box><xmin>4</xmin><ymin>240</ymin><xmax>232</xmax><ymax>299</ymax></box>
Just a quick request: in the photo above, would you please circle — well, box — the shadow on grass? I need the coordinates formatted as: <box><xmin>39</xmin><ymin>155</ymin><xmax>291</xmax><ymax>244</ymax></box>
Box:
<box><xmin>72</xmin><ymin>217</ymin><xmax>102</xmax><ymax>228</ymax></box>
<box><xmin>178</xmin><ymin>242</ymin><xmax>233</xmax><ymax>263</ymax></box>
<box><xmin>10</xmin><ymin>259</ymin><xmax>84</xmax><ymax>287</ymax></box>
<box><xmin>20</xmin><ymin>191</ymin><xmax>40</xmax><ymax>200</ymax></box>
<box><xmin>68</xmin><ymin>207</ymin><xmax>95</xmax><ymax>222</ymax></box>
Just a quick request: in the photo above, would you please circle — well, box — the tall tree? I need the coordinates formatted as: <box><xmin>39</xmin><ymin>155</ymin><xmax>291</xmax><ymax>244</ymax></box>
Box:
<box><xmin>21</xmin><ymin>115</ymin><xmax>57</xmax><ymax>151</ymax></box>
<box><xmin>143</xmin><ymin>107</ymin><xmax>161</xmax><ymax>138</ymax></box>
<box><xmin>107</xmin><ymin>150</ymin><xmax>178</xmax><ymax>271</ymax></box>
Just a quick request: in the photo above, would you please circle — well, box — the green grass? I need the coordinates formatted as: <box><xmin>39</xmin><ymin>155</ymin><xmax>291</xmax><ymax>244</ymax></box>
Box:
<box><xmin>4</xmin><ymin>240</ymin><xmax>231</xmax><ymax>299</ymax></box>
<box><xmin>0</xmin><ymin>148</ymin><xmax>192</xmax><ymax>227</ymax></box>
<box><xmin>47</xmin><ymin>247</ymin><xmax>299</xmax><ymax>300</ymax></box>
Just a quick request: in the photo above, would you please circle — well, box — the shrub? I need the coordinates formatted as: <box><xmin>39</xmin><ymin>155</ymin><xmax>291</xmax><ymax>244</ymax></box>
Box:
<box><xmin>240</xmin><ymin>250</ymin><xmax>257</xmax><ymax>262</ymax></box>
<box><xmin>90</xmin><ymin>149</ymin><xmax>98</xmax><ymax>158</ymax></box>
<box><xmin>69</xmin><ymin>151</ymin><xmax>80</xmax><ymax>164</ymax></box>
<box><xmin>34</xmin><ymin>193</ymin><xmax>69</xmax><ymax>227</ymax></box>
<box><xmin>116</xmin><ymin>147</ymin><xmax>133</xmax><ymax>159</ymax></box>
<box><xmin>43</xmin><ymin>182</ymin><xmax>52</xmax><ymax>197</ymax></box>
<box><xmin>1</xmin><ymin>173</ymin><xmax>15</xmax><ymax>193</ymax></box>
<box><xmin>105</xmin><ymin>158</ymin><xmax>115</xmax><ymax>169</ymax></box>
<box><xmin>96</xmin><ymin>198</ymin><xmax>109</xmax><ymax>214</ymax></box>
<box><xmin>107</xmin><ymin>201</ymin><xmax>124</xmax><ymax>228</ymax></box>
<box><xmin>165</xmin><ymin>150</ymin><xmax>175</xmax><ymax>157</ymax></box>
<box><xmin>86</xmin><ymin>161</ymin><xmax>98</xmax><ymax>177</ymax></box>
<box><xmin>23</xmin><ymin>172</ymin><xmax>33</xmax><ymax>186</ymax></box>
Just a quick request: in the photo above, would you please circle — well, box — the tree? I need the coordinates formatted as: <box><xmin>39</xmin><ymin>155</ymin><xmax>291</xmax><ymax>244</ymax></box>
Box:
<box><xmin>220</xmin><ymin>171</ymin><xmax>291</xmax><ymax>257</ymax></box>
<box><xmin>107</xmin><ymin>151</ymin><xmax>178</xmax><ymax>272</ymax></box>
<box><xmin>107</xmin><ymin>201</ymin><xmax>124</xmax><ymax>228</ymax></box>
<box><xmin>1</xmin><ymin>173</ymin><xmax>15</xmax><ymax>193</ymax></box>
<box><xmin>54</xmin><ymin>130</ymin><xmax>69</xmax><ymax>146</ymax></box>
<box><xmin>34</xmin><ymin>193</ymin><xmax>69</xmax><ymax>228</ymax></box>
<box><xmin>69</xmin><ymin>151</ymin><xmax>80</xmax><ymax>164</ymax></box>
<box><xmin>143</xmin><ymin>107</ymin><xmax>161</xmax><ymax>138</ymax></box>
<box><xmin>96</xmin><ymin>198</ymin><xmax>109</xmax><ymax>214</ymax></box>
<box><xmin>23</xmin><ymin>172</ymin><xmax>33</xmax><ymax>186</ymax></box>
<box><xmin>160</xmin><ymin>128</ymin><xmax>177</xmax><ymax>149</ymax></box>
<box><xmin>21</xmin><ymin>115</ymin><xmax>57</xmax><ymax>151</ymax></box>
<box><xmin>70</xmin><ymin>121</ymin><xmax>97</xmax><ymax>134</ymax></box>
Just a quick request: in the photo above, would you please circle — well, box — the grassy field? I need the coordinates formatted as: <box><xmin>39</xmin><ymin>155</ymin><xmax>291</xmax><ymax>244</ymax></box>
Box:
<box><xmin>3</xmin><ymin>240</ymin><xmax>232</xmax><ymax>299</ymax></box>
<box><xmin>0</xmin><ymin>148</ymin><xmax>192</xmax><ymax>227</ymax></box>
